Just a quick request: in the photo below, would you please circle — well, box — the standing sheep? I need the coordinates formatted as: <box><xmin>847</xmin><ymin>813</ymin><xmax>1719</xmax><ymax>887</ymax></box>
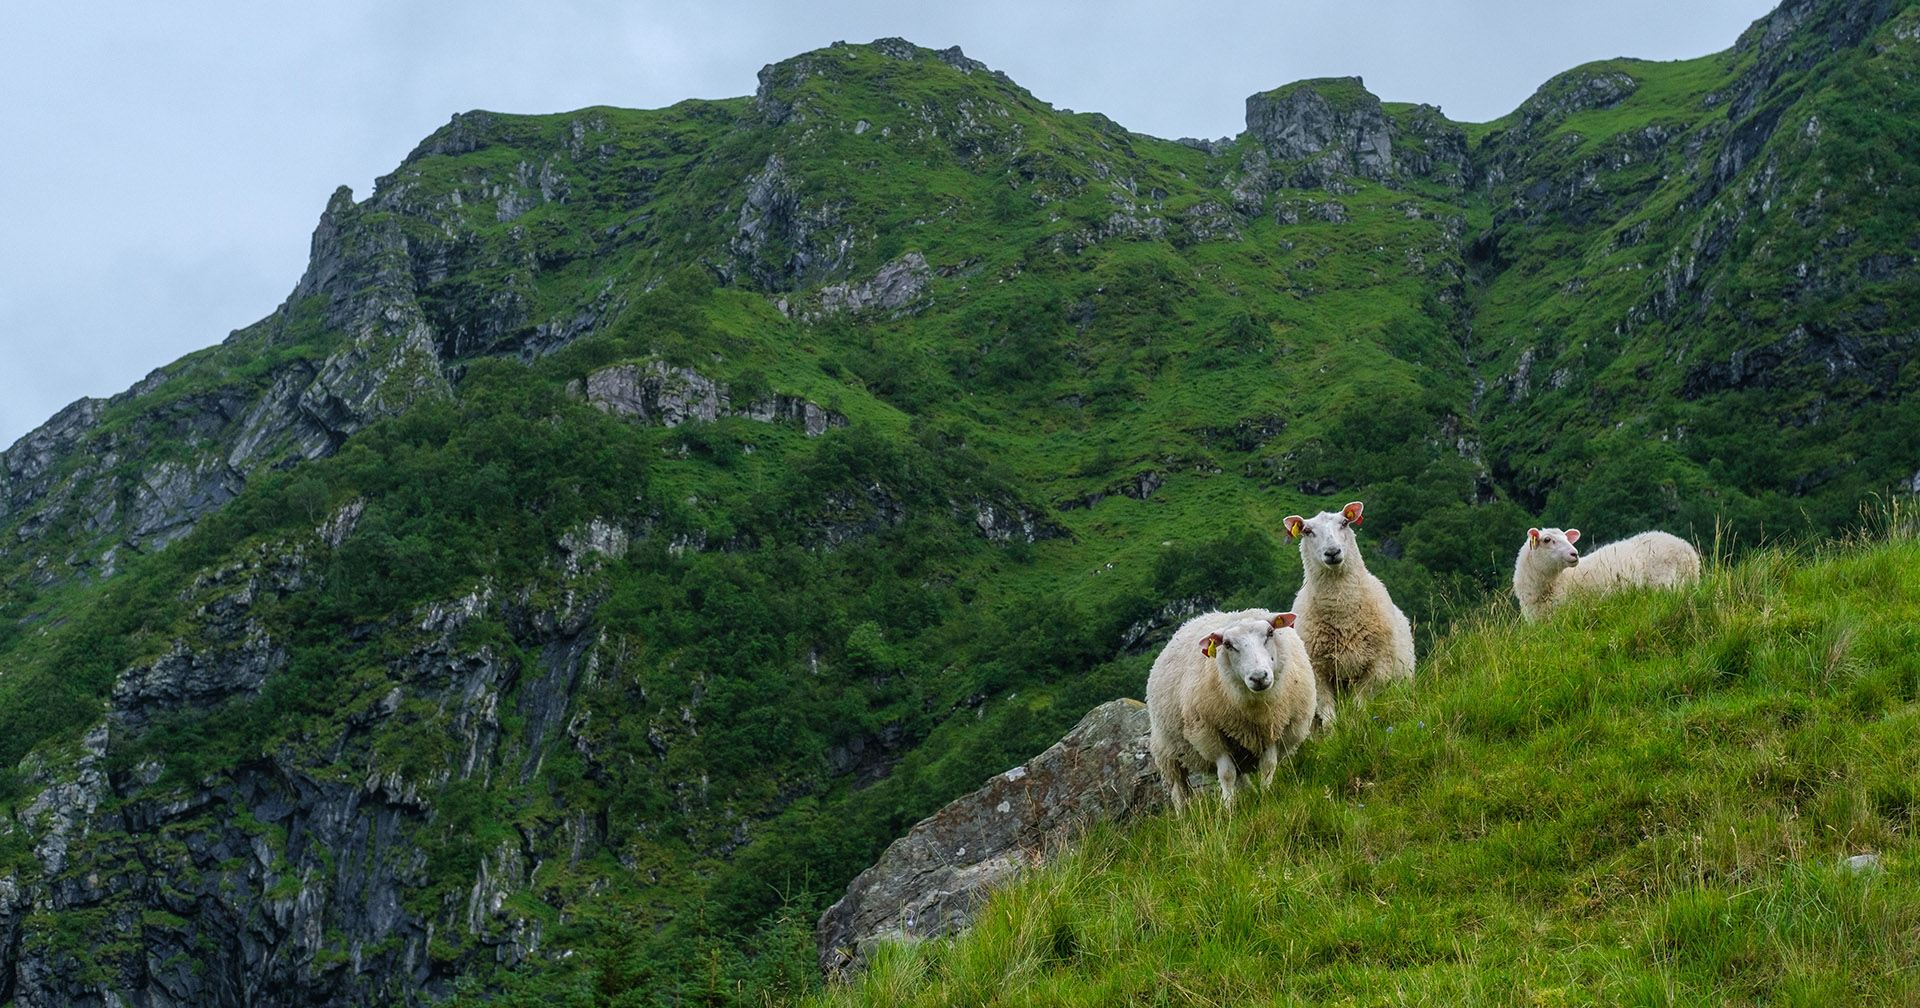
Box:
<box><xmin>1284</xmin><ymin>501</ymin><xmax>1416</xmax><ymax>732</ymax></box>
<box><xmin>1512</xmin><ymin>527</ymin><xmax>1701</xmax><ymax>621</ymax></box>
<box><xmin>1146</xmin><ymin>609</ymin><xmax>1316</xmax><ymax>814</ymax></box>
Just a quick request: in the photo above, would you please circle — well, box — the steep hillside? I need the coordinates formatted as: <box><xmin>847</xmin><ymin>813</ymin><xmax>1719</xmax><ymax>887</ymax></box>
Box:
<box><xmin>1</xmin><ymin>1</ymin><xmax>1917</xmax><ymax>1004</ymax></box>
<box><xmin>1469</xmin><ymin>0</ymin><xmax>1920</xmax><ymax>531</ymax></box>
<box><xmin>814</xmin><ymin>524</ymin><xmax>1920</xmax><ymax>1006</ymax></box>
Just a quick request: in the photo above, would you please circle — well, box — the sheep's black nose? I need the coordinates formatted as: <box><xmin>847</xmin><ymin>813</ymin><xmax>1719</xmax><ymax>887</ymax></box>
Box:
<box><xmin>1323</xmin><ymin>548</ymin><xmax>1342</xmax><ymax>564</ymax></box>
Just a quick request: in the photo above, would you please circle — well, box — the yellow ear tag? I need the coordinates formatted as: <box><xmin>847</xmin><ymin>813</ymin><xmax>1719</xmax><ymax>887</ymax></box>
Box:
<box><xmin>1202</xmin><ymin>637</ymin><xmax>1219</xmax><ymax>658</ymax></box>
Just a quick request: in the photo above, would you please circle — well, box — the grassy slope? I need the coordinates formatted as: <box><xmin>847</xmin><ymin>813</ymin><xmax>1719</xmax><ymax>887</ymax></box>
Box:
<box><xmin>816</xmin><ymin>519</ymin><xmax>1920</xmax><ymax>1006</ymax></box>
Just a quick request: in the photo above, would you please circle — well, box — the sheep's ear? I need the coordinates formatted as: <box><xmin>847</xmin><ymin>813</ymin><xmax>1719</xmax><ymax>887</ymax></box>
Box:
<box><xmin>1565</xmin><ymin>529</ymin><xmax>1581</xmax><ymax>544</ymax></box>
<box><xmin>1342</xmin><ymin>501</ymin><xmax>1364</xmax><ymax>525</ymax></box>
<box><xmin>1201</xmin><ymin>633</ymin><xmax>1224</xmax><ymax>658</ymax></box>
<box><xmin>1271</xmin><ymin>612</ymin><xmax>1297</xmax><ymax>630</ymax></box>
<box><xmin>1283</xmin><ymin>516</ymin><xmax>1305</xmax><ymax>539</ymax></box>
<box><xmin>1528</xmin><ymin>527</ymin><xmax>1541</xmax><ymax>546</ymax></box>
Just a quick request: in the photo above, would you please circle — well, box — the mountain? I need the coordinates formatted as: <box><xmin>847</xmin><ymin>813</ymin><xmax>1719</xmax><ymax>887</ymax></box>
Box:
<box><xmin>2</xmin><ymin>0</ymin><xmax>1917</xmax><ymax>1004</ymax></box>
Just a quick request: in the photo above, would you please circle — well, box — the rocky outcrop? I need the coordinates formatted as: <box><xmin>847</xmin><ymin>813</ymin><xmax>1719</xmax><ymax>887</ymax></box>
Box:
<box><xmin>1241</xmin><ymin>77</ymin><xmax>1470</xmax><ymax>195</ymax></box>
<box><xmin>1055</xmin><ymin>469</ymin><xmax>1166</xmax><ymax>512</ymax></box>
<box><xmin>581</xmin><ymin>360</ymin><xmax>847</xmax><ymax>435</ymax></box>
<box><xmin>0</xmin><ymin>178</ymin><xmax>460</xmax><ymax>587</ymax></box>
<box><xmin>1679</xmin><ymin>321</ymin><xmax>1920</xmax><ymax>403</ymax></box>
<box><xmin>816</xmin><ymin>698</ymin><xmax>1165</xmax><ymax>981</ymax></box>
<box><xmin>814</xmin><ymin>253</ymin><xmax>933</xmax><ymax>317</ymax></box>
<box><xmin>725</xmin><ymin>155</ymin><xmax>856</xmax><ymax>292</ymax></box>
<box><xmin>1246</xmin><ymin>77</ymin><xmax>1396</xmax><ymax>187</ymax></box>
<box><xmin>0</xmin><ymin>506</ymin><xmax>613</xmax><ymax>1007</ymax></box>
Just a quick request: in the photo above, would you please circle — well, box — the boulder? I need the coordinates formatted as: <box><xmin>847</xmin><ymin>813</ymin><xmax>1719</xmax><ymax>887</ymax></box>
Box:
<box><xmin>816</xmin><ymin>697</ymin><xmax>1165</xmax><ymax>981</ymax></box>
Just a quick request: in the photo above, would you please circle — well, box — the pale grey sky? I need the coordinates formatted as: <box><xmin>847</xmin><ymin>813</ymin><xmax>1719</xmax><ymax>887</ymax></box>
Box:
<box><xmin>0</xmin><ymin>0</ymin><xmax>1780</xmax><ymax>449</ymax></box>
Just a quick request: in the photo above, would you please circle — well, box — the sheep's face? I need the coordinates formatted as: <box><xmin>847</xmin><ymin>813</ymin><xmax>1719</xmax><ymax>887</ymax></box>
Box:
<box><xmin>1202</xmin><ymin>613</ymin><xmax>1296</xmax><ymax>693</ymax></box>
<box><xmin>1283</xmin><ymin>501</ymin><xmax>1365</xmax><ymax>571</ymax></box>
<box><xmin>1528</xmin><ymin>527</ymin><xmax>1581</xmax><ymax>568</ymax></box>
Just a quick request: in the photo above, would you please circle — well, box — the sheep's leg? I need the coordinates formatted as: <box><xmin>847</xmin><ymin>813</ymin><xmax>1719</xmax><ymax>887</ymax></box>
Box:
<box><xmin>1255</xmin><ymin>744</ymin><xmax>1279</xmax><ymax>790</ymax></box>
<box><xmin>1154</xmin><ymin>753</ymin><xmax>1190</xmax><ymax>815</ymax></box>
<box><xmin>1310</xmin><ymin>666</ymin><xmax>1338</xmax><ymax>734</ymax></box>
<box><xmin>1214</xmin><ymin>752</ymin><xmax>1240</xmax><ymax>810</ymax></box>
<box><xmin>1352</xmin><ymin>661</ymin><xmax>1385</xmax><ymax>706</ymax></box>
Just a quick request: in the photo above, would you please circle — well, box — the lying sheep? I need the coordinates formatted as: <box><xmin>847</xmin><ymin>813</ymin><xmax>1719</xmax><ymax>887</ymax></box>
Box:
<box><xmin>1146</xmin><ymin>609</ymin><xmax>1316</xmax><ymax>814</ymax></box>
<box><xmin>1512</xmin><ymin>527</ymin><xmax>1701</xmax><ymax>621</ymax></box>
<box><xmin>1284</xmin><ymin>501</ymin><xmax>1416</xmax><ymax>732</ymax></box>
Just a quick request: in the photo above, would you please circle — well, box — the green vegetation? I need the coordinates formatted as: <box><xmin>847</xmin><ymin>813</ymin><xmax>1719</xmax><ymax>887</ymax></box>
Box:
<box><xmin>2</xmin><ymin>9</ymin><xmax>1919</xmax><ymax>1004</ymax></box>
<box><xmin>813</xmin><ymin>525</ymin><xmax>1920</xmax><ymax>1007</ymax></box>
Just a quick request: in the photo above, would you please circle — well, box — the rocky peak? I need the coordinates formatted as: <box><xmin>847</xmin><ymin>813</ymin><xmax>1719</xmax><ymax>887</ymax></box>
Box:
<box><xmin>403</xmin><ymin>110</ymin><xmax>501</xmax><ymax>162</ymax></box>
<box><xmin>1509</xmin><ymin>65</ymin><xmax>1641</xmax><ymax>133</ymax></box>
<box><xmin>289</xmin><ymin>185</ymin><xmax>360</xmax><ymax>304</ymax></box>
<box><xmin>754</xmin><ymin>38</ymin><xmax>1010</xmax><ymax>128</ymax></box>
<box><xmin>1735</xmin><ymin>0</ymin><xmax>1901</xmax><ymax>75</ymax></box>
<box><xmin>1245</xmin><ymin>77</ymin><xmax>1395</xmax><ymax>186</ymax></box>
<box><xmin>1241</xmin><ymin>76</ymin><xmax>1467</xmax><ymax>192</ymax></box>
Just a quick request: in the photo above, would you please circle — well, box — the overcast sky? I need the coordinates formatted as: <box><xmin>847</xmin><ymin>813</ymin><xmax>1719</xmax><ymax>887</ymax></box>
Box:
<box><xmin>0</xmin><ymin>0</ymin><xmax>1781</xmax><ymax>449</ymax></box>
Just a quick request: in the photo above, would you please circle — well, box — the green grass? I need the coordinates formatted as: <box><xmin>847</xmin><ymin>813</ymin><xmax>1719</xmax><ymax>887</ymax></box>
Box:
<box><xmin>810</xmin><ymin>527</ymin><xmax>1920</xmax><ymax>1007</ymax></box>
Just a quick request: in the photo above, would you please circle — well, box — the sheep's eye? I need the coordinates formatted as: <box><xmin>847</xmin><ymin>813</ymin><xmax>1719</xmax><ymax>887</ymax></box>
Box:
<box><xmin>1222</xmin><ymin>640</ymin><xmax>1237</xmax><ymax>650</ymax></box>
<box><xmin>1302</xmin><ymin>528</ymin><xmax>1315</xmax><ymax>536</ymax></box>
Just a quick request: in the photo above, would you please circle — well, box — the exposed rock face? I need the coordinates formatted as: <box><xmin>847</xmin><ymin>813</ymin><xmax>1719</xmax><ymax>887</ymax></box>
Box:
<box><xmin>582</xmin><ymin>360</ymin><xmax>847</xmax><ymax>435</ymax></box>
<box><xmin>816</xmin><ymin>698</ymin><xmax>1165</xmax><ymax>981</ymax></box>
<box><xmin>816</xmin><ymin>252</ymin><xmax>933</xmax><ymax>317</ymax></box>
<box><xmin>1242</xmin><ymin>77</ymin><xmax>1469</xmax><ymax>194</ymax></box>
<box><xmin>0</xmin><ymin>181</ymin><xmax>458</xmax><ymax>587</ymax></box>
<box><xmin>0</xmin><ymin>507</ymin><xmax>611</xmax><ymax>1007</ymax></box>
<box><xmin>964</xmin><ymin>498</ymin><xmax>1061</xmax><ymax>544</ymax></box>
<box><xmin>1246</xmin><ymin>77</ymin><xmax>1395</xmax><ymax>185</ymax></box>
<box><xmin>726</xmin><ymin>155</ymin><xmax>855</xmax><ymax>291</ymax></box>
<box><xmin>1679</xmin><ymin>322</ymin><xmax>1920</xmax><ymax>402</ymax></box>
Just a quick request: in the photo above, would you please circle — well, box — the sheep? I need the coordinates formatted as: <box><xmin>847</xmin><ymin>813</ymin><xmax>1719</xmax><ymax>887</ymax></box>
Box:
<box><xmin>1512</xmin><ymin>526</ymin><xmax>1701</xmax><ymax>621</ymax></box>
<box><xmin>1283</xmin><ymin>501</ymin><xmax>1416</xmax><ymax>732</ymax></box>
<box><xmin>1146</xmin><ymin>608</ymin><xmax>1316</xmax><ymax>814</ymax></box>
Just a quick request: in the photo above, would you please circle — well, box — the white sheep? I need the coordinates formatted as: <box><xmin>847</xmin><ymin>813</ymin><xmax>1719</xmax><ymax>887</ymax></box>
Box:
<box><xmin>1146</xmin><ymin>608</ymin><xmax>1316</xmax><ymax>814</ymax></box>
<box><xmin>1283</xmin><ymin>501</ymin><xmax>1416</xmax><ymax>732</ymax></box>
<box><xmin>1512</xmin><ymin>526</ymin><xmax>1701</xmax><ymax>621</ymax></box>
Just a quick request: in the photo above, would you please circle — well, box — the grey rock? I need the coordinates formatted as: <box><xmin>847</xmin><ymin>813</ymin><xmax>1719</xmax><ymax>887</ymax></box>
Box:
<box><xmin>0</xmin><ymin>528</ymin><xmax>617</xmax><ymax>1006</ymax></box>
<box><xmin>962</xmin><ymin>497</ymin><xmax>1065</xmax><ymax>545</ymax></box>
<box><xmin>727</xmin><ymin>155</ymin><xmax>855</xmax><ymax>291</ymax></box>
<box><xmin>817</xmin><ymin>253</ymin><xmax>933</xmax><ymax>316</ymax></box>
<box><xmin>2</xmin><ymin>396</ymin><xmax>104</xmax><ymax>495</ymax></box>
<box><xmin>1245</xmin><ymin>77</ymin><xmax>1395</xmax><ymax>185</ymax></box>
<box><xmin>584</xmin><ymin>360</ymin><xmax>846</xmax><ymax>435</ymax></box>
<box><xmin>816</xmin><ymin>698</ymin><xmax>1165</xmax><ymax>981</ymax></box>
<box><xmin>557</xmin><ymin>518</ymin><xmax>631</xmax><ymax>577</ymax></box>
<box><xmin>110</xmin><ymin>632</ymin><xmax>286</xmax><ymax>732</ymax></box>
<box><xmin>1842</xmin><ymin>852</ymin><xmax>1883</xmax><ymax>875</ymax></box>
